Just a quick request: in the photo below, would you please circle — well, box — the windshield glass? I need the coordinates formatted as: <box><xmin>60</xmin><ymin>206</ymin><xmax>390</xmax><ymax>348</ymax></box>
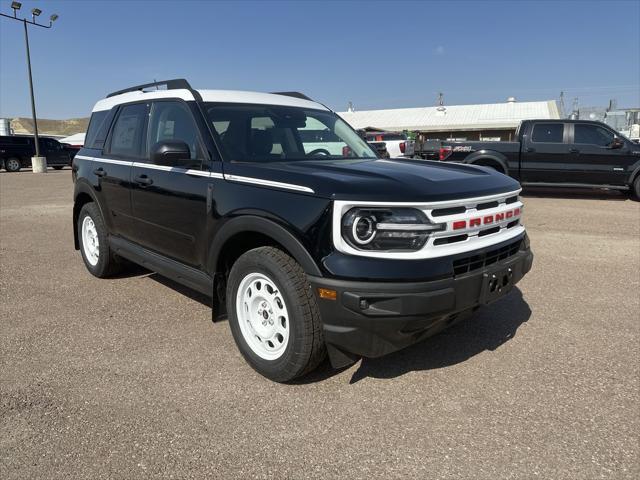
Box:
<box><xmin>205</xmin><ymin>103</ymin><xmax>377</xmax><ymax>162</ymax></box>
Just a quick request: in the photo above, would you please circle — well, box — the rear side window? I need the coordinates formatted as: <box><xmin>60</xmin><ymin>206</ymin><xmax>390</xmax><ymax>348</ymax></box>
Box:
<box><xmin>108</xmin><ymin>103</ymin><xmax>147</xmax><ymax>157</ymax></box>
<box><xmin>532</xmin><ymin>123</ymin><xmax>564</xmax><ymax>143</ymax></box>
<box><xmin>85</xmin><ymin>111</ymin><xmax>109</xmax><ymax>149</ymax></box>
<box><xmin>574</xmin><ymin>124</ymin><xmax>615</xmax><ymax>147</ymax></box>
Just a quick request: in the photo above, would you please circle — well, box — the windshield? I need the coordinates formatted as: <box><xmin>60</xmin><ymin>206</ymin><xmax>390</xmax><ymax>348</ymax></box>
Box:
<box><xmin>205</xmin><ymin>103</ymin><xmax>377</xmax><ymax>162</ymax></box>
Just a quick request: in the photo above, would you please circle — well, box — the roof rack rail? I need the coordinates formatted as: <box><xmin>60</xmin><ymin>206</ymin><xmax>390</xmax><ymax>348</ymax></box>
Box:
<box><xmin>271</xmin><ymin>91</ymin><xmax>313</xmax><ymax>101</ymax></box>
<box><xmin>107</xmin><ymin>78</ymin><xmax>194</xmax><ymax>98</ymax></box>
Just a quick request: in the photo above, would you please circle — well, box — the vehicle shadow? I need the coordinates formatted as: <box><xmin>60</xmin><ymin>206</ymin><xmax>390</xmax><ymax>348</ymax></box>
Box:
<box><xmin>109</xmin><ymin>264</ymin><xmax>212</xmax><ymax>309</ymax></box>
<box><xmin>343</xmin><ymin>288</ymin><xmax>531</xmax><ymax>383</ymax></box>
<box><xmin>521</xmin><ymin>186</ymin><xmax>630</xmax><ymax>201</ymax></box>
<box><xmin>148</xmin><ymin>273</ymin><xmax>212</xmax><ymax>308</ymax></box>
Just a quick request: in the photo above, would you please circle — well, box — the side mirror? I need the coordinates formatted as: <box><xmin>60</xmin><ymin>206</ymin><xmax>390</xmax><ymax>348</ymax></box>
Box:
<box><xmin>610</xmin><ymin>137</ymin><xmax>624</xmax><ymax>149</ymax></box>
<box><xmin>150</xmin><ymin>141</ymin><xmax>190</xmax><ymax>166</ymax></box>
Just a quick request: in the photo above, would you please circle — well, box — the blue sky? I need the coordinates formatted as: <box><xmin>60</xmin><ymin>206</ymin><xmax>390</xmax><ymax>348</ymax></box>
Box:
<box><xmin>1</xmin><ymin>0</ymin><xmax>639</xmax><ymax>119</ymax></box>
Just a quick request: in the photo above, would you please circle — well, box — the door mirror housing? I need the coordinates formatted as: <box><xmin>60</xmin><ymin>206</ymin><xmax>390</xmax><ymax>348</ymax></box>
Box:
<box><xmin>610</xmin><ymin>137</ymin><xmax>624</xmax><ymax>149</ymax></box>
<box><xmin>150</xmin><ymin>141</ymin><xmax>190</xmax><ymax>166</ymax></box>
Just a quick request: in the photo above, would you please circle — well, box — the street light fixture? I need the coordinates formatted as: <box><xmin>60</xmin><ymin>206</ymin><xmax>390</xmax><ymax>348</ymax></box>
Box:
<box><xmin>11</xmin><ymin>1</ymin><xmax>21</xmax><ymax>16</ymax></box>
<box><xmin>1</xmin><ymin>3</ymin><xmax>58</xmax><ymax>173</ymax></box>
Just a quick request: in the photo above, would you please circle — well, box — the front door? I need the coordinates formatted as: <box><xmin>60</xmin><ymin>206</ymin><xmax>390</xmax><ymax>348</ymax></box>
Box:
<box><xmin>129</xmin><ymin>100</ymin><xmax>216</xmax><ymax>268</ymax></box>
<box><xmin>570</xmin><ymin>123</ymin><xmax>632</xmax><ymax>186</ymax></box>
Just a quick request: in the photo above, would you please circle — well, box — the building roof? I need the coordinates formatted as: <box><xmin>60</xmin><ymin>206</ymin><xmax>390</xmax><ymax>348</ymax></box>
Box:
<box><xmin>338</xmin><ymin>100</ymin><xmax>560</xmax><ymax>132</ymax></box>
<box><xmin>92</xmin><ymin>89</ymin><xmax>327</xmax><ymax>113</ymax></box>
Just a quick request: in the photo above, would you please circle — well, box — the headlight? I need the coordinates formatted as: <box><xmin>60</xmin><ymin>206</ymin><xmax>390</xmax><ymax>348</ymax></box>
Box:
<box><xmin>341</xmin><ymin>207</ymin><xmax>444</xmax><ymax>251</ymax></box>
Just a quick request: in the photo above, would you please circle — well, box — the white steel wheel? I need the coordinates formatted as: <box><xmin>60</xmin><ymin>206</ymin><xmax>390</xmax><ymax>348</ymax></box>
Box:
<box><xmin>235</xmin><ymin>272</ymin><xmax>290</xmax><ymax>360</ymax></box>
<box><xmin>81</xmin><ymin>215</ymin><xmax>100</xmax><ymax>266</ymax></box>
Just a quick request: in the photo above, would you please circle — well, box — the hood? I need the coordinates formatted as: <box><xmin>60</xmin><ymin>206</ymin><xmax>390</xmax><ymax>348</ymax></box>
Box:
<box><xmin>230</xmin><ymin>158</ymin><xmax>520</xmax><ymax>202</ymax></box>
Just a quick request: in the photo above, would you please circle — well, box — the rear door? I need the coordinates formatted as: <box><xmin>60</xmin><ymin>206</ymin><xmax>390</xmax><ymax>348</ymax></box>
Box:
<box><xmin>520</xmin><ymin>122</ymin><xmax>574</xmax><ymax>182</ymax></box>
<box><xmin>569</xmin><ymin>123</ymin><xmax>631</xmax><ymax>186</ymax></box>
<box><xmin>129</xmin><ymin>99</ymin><xmax>214</xmax><ymax>268</ymax></box>
<box><xmin>100</xmin><ymin>102</ymin><xmax>148</xmax><ymax>236</ymax></box>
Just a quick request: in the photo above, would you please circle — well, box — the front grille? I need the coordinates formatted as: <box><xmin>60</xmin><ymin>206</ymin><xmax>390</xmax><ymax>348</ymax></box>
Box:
<box><xmin>453</xmin><ymin>239</ymin><xmax>522</xmax><ymax>276</ymax></box>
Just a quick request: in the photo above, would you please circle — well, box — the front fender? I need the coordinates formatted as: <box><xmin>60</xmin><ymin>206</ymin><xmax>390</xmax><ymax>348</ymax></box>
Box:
<box><xmin>207</xmin><ymin>215</ymin><xmax>323</xmax><ymax>277</ymax></box>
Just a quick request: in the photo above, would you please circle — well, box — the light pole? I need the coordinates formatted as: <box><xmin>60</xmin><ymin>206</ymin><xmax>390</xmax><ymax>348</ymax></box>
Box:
<box><xmin>1</xmin><ymin>2</ymin><xmax>58</xmax><ymax>173</ymax></box>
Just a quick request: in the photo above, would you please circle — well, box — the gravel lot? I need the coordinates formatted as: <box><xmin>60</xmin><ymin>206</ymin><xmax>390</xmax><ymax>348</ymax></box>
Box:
<box><xmin>1</xmin><ymin>169</ymin><xmax>638</xmax><ymax>479</ymax></box>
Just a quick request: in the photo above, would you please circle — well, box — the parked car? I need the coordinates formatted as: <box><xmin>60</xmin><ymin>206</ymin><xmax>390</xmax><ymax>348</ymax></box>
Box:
<box><xmin>0</xmin><ymin>135</ymin><xmax>75</xmax><ymax>172</ymax></box>
<box><xmin>73</xmin><ymin>79</ymin><xmax>533</xmax><ymax>382</ymax></box>
<box><xmin>436</xmin><ymin>119</ymin><xmax>640</xmax><ymax>198</ymax></box>
<box><xmin>365</xmin><ymin>131</ymin><xmax>415</xmax><ymax>157</ymax></box>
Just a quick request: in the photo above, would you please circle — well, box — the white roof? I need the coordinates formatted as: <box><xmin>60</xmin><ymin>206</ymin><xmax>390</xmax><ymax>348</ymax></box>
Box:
<box><xmin>92</xmin><ymin>89</ymin><xmax>327</xmax><ymax>112</ymax></box>
<box><xmin>338</xmin><ymin>100</ymin><xmax>560</xmax><ymax>132</ymax></box>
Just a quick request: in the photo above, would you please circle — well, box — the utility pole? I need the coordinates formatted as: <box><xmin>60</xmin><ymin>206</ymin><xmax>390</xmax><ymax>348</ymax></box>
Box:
<box><xmin>1</xmin><ymin>2</ymin><xmax>59</xmax><ymax>173</ymax></box>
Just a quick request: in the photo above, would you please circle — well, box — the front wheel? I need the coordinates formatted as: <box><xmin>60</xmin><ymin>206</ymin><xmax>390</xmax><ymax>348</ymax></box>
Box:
<box><xmin>226</xmin><ymin>247</ymin><xmax>326</xmax><ymax>382</ymax></box>
<box><xmin>633</xmin><ymin>176</ymin><xmax>640</xmax><ymax>201</ymax></box>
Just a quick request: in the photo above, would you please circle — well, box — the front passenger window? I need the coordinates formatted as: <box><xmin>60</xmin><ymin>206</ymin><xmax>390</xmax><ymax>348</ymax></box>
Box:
<box><xmin>574</xmin><ymin>124</ymin><xmax>615</xmax><ymax>147</ymax></box>
<box><xmin>148</xmin><ymin>101</ymin><xmax>203</xmax><ymax>169</ymax></box>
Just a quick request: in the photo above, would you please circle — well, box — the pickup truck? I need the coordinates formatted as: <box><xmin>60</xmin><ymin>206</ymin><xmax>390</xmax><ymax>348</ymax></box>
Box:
<box><xmin>437</xmin><ymin>120</ymin><xmax>640</xmax><ymax>198</ymax></box>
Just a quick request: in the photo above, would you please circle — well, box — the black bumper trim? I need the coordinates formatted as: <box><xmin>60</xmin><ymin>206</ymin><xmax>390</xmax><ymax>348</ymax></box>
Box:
<box><xmin>309</xmin><ymin>246</ymin><xmax>533</xmax><ymax>367</ymax></box>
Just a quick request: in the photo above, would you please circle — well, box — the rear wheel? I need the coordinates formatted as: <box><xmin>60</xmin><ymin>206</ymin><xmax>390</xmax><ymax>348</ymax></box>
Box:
<box><xmin>5</xmin><ymin>157</ymin><xmax>21</xmax><ymax>172</ymax></box>
<box><xmin>77</xmin><ymin>202</ymin><xmax>122</xmax><ymax>277</ymax></box>
<box><xmin>633</xmin><ymin>176</ymin><xmax>640</xmax><ymax>200</ymax></box>
<box><xmin>227</xmin><ymin>247</ymin><xmax>326</xmax><ymax>382</ymax></box>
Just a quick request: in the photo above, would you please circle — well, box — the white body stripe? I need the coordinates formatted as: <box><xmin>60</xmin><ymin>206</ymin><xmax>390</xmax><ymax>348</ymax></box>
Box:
<box><xmin>74</xmin><ymin>156</ymin><xmax>309</xmax><ymax>191</ymax></box>
<box><xmin>224</xmin><ymin>174</ymin><xmax>314</xmax><ymax>193</ymax></box>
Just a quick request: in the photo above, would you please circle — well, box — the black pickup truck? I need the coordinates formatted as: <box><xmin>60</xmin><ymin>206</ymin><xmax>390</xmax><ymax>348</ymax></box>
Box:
<box><xmin>437</xmin><ymin>120</ymin><xmax>640</xmax><ymax>197</ymax></box>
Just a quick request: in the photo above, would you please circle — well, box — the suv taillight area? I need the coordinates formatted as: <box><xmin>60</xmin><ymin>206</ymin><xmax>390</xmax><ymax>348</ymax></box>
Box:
<box><xmin>399</xmin><ymin>142</ymin><xmax>406</xmax><ymax>154</ymax></box>
<box><xmin>439</xmin><ymin>146</ymin><xmax>452</xmax><ymax>160</ymax></box>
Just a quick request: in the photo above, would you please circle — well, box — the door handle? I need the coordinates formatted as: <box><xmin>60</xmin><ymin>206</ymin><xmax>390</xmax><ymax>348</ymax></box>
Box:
<box><xmin>526</xmin><ymin>147</ymin><xmax>535</xmax><ymax>152</ymax></box>
<box><xmin>93</xmin><ymin>167</ymin><xmax>107</xmax><ymax>177</ymax></box>
<box><xmin>569</xmin><ymin>148</ymin><xmax>579</xmax><ymax>153</ymax></box>
<box><xmin>134</xmin><ymin>174</ymin><xmax>153</xmax><ymax>186</ymax></box>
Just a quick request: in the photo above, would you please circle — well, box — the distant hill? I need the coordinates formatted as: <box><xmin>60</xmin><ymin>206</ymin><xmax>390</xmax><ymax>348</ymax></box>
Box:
<box><xmin>10</xmin><ymin>117</ymin><xmax>89</xmax><ymax>137</ymax></box>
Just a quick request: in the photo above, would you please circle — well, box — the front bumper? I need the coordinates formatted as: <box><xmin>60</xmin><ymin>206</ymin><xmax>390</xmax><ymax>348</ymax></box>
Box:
<box><xmin>309</xmin><ymin>239</ymin><xmax>533</xmax><ymax>368</ymax></box>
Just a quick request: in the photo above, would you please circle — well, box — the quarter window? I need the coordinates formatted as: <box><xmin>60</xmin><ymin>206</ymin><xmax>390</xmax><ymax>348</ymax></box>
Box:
<box><xmin>147</xmin><ymin>101</ymin><xmax>203</xmax><ymax>168</ymax></box>
<box><xmin>109</xmin><ymin>103</ymin><xmax>147</xmax><ymax>157</ymax></box>
<box><xmin>574</xmin><ymin>124</ymin><xmax>615</xmax><ymax>147</ymax></box>
<box><xmin>532</xmin><ymin>123</ymin><xmax>564</xmax><ymax>143</ymax></box>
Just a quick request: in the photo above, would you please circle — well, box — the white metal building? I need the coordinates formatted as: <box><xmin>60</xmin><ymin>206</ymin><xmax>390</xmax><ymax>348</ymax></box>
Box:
<box><xmin>338</xmin><ymin>99</ymin><xmax>561</xmax><ymax>141</ymax></box>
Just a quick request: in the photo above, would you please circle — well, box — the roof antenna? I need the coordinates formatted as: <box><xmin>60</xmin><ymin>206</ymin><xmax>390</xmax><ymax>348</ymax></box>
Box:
<box><xmin>153</xmin><ymin>79</ymin><xmax>158</xmax><ymax>91</ymax></box>
<box><xmin>436</xmin><ymin>92</ymin><xmax>446</xmax><ymax>114</ymax></box>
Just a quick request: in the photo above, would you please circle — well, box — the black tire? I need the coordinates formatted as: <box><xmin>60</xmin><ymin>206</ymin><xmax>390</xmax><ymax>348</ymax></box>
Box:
<box><xmin>53</xmin><ymin>166</ymin><xmax>64</xmax><ymax>170</ymax></box>
<box><xmin>77</xmin><ymin>202</ymin><xmax>122</xmax><ymax>278</ymax></box>
<box><xmin>633</xmin><ymin>176</ymin><xmax>640</xmax><ymax>200</ymax></box>
<box><xmin>5</xmin><ymin>157</ymin><xmax>21</xmax><ymax>172</ymax></box>
<box><xmin>226</xmin><ymin>246</ymin><xmax>326</xmax><ymax>382</ymax></box>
